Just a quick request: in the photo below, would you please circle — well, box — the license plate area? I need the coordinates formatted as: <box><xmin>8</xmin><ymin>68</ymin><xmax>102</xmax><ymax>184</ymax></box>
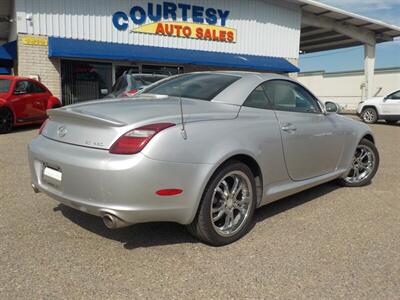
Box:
<box><xmin>42</xmin><ymin>164</ymin><xmax>62</xmax><ymax>187</ymax></box>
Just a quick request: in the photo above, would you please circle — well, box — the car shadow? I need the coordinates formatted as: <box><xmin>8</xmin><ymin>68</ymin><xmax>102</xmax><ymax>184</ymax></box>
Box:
<box><xmin>53</xmin><ymin>204</ymin><xmax>198</xmax><ymax>249</ymax></box>
<box><xmin>54</xmin><ymin>181</ymin><xmax>341</xmax><ymax>249</ymax></box>
<box><xmin>253</xmin><ymin>181</ymin><xmax>339</xmax><ymax>224</ymax></box>
<box><xmin>11</xmin><ymin>124</ymin><xmax>41</xmax><ymax>133</ymax></box>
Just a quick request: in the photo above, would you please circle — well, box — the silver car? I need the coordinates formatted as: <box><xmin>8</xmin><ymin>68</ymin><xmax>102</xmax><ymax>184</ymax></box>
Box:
<box><xmin>28</xmin><ymin>72</ymin><xmax>379</xmax><ymax>246</ymax></box>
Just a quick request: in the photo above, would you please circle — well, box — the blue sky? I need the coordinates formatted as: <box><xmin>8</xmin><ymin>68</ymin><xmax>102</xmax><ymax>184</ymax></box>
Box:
<box><xmin>299</xmin><ymin>0</ymin><xmax>400</xmax><ymax>72</ymax></box>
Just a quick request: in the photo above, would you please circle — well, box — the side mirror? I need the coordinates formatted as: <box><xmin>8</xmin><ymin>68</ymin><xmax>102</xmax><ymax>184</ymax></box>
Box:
<box><xmin>325</xmin><ymin>101</ymin><xmax>339</xmax><ymax>113</ymax></box>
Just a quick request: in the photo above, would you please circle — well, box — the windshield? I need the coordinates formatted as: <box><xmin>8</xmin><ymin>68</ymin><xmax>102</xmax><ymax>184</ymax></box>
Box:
<box><xmin>111</xmin><ymin>76</ymin><xmax>129</xmax><ymax>96</ymax></box>
<box><xmin>0</xmin><ymin>79</ymin><xmax>12</xmax><ymax>93</ymax></box>
<box><xmin>142</xmin><ymin>73</ymin><xmax>240</xmax><ymax>101</ymax></box>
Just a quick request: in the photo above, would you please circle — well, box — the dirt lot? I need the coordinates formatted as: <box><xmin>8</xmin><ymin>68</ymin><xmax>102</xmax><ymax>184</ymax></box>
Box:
<box><xmin>0</xmin><ymin>120</ymin><xmax>399</xmax><ymax>299</ymax></box>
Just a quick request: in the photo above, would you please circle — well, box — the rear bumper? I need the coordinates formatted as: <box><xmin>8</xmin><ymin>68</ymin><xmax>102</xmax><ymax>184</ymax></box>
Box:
<box><xmin>28</xmin><ymin>135</ymin><xmax>213</xmax><ymax>225</ymax></box>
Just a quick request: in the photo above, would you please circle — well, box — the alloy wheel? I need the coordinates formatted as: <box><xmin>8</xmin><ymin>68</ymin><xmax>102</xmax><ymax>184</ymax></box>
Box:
<box><xmin>362</xmin><ymin>109</ymin><xmax>377</xmax><ymax>123</ymax></box>
<box><xmin>210</xmin><ymin>171</ymin><xmax>253</xmax><ymax>237</ymax></box>
<box><xmin>344</xmin><ymin>145</ymin><xmax>376</xmax><ymax>184</ymax></box>
<box><xmin>0</xmin><ymin>109</ymin><xmax>13</xmax><ymax>133</ymax></box>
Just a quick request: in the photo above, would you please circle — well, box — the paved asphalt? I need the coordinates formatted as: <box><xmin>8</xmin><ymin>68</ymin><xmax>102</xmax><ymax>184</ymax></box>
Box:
<box><xmin>0</xmin><ymin>120</ymin><xmax>399</xmax><ymax>299</ymax></box>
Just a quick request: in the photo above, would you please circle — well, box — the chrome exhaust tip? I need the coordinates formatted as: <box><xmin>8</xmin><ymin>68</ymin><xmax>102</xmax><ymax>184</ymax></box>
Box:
<box><xmin>102</xmin><ymin>214</ymin><xmax>130</xmax><ymax>229</ymax></box>
<box><xmin>31</xmin><ymin>183</ymin><xmax>40</xmax><ymax>193</ymax></box>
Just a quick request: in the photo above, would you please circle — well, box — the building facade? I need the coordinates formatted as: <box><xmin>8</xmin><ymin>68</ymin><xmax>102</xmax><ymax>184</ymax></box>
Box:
<box><xmin>298</xmin><ymin>67</ymin><xmax>400</xmax><ymax>111</ymax></box>
<box><xmin>1</xmin><ymin>0</ymin><xmax>302</xmax><ymax>105</ymax></box>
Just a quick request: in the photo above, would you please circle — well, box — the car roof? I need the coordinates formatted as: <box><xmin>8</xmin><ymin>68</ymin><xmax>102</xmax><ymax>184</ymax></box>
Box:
<box><xmin>190</xmin><ymin>70</ymin><xmax>289</xmax><ymax>81</ymax></box>
<box><xmin>141</xmin><ymin>70</ymin><xmax>296</xmax><ymax>105</ymax></box>
<box><xmin>0</xmin><ymin>75</ymin><xmax>39</xmax><ymax>81</ymax></box>
<box><xmin>128</xmin><ymin>74</ymin><xmax>168</xmax><ymax>78</ymax></box>
<box><xmin>187</xmin><ymin>71</ymin><xmax>298</xmax><ymax>106</ymax></box>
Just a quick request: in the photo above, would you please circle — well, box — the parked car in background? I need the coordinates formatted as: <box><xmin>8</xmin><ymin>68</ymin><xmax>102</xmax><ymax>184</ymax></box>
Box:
<box><xmin>29</xmin><ymin>72</ymin><xmax>379</xmax><ymax>246</ymax></box>
<box><xmin>357</xmin><ymin>90</ymin><xmax>400</xmax><ymax>124</ymax></box>
<box><xmin>108</xmin><ymin>73</ymin><xmax>168</xmax><ymax>98</ymax></box>
<box><xmin>0</xmin><ymin>75</ymin><xmax>61</xmax><ymax>133</ymax></box>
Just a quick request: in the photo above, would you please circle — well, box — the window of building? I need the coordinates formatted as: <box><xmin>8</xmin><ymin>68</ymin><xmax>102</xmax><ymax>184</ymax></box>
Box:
<box><xmin>142</xmin><ymin>65</ymin><xmax>183</xmax><ymax>76</ymax></box>
<box><xmin>61</xmin><ymin>60</ymin><xmax>112</xmax><ymax>105</ymax></box>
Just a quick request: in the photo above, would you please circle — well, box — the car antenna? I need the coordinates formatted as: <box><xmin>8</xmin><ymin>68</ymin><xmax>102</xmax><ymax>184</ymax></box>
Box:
<box><xmin>178</xmin><ymin>78</ymin><xmax>187</xmax><ymax>140</ymax></box>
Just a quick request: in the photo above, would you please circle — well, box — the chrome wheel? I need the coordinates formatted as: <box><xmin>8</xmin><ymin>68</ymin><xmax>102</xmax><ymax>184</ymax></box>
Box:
<box><xmin>210</xmin><ymin>171</ymin><xmax>253</xmax><ymax>237</ymax></box>
<box><xmin>344</xmin><ymin>145</ymin><xmax>376</xmax><ymax>184</ymax></box>
<box><xmin>362</xmin><ymin>108</ymin><xmax>377</xmax><ymax>123</ymax></box>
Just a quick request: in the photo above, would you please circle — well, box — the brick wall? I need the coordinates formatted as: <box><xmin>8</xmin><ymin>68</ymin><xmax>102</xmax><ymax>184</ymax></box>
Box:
<box><xmin>17</xmin><ymin>34</ymin><xmax>61</xmax><ymax>98</ymax></box>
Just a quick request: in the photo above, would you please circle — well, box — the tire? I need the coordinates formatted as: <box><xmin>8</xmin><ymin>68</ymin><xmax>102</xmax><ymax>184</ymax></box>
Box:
<box><xmin>337</xmin><ymin>138</ymin><xmax>379</xmax><ymax>187</ymax></box>
<box><xmin>187</xmin><ymin>161</ymin><xmax>257</xmax><ymax>246</ymax></box>
<box><xmin>0</xmin><ymin>107</ymin><xmax>14</xmax><ymax>134</ymax></box>
<box><xmin>361</xmin><ymin>107</ymin><xmax>378</xmax><ymax>124</ymax></box>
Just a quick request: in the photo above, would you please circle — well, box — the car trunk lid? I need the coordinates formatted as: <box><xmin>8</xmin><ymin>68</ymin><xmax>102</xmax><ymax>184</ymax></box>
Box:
<box><xmin>42</xmin><ymin>95</ymin><xmax>240</xmax><ymax>150</ymax></box>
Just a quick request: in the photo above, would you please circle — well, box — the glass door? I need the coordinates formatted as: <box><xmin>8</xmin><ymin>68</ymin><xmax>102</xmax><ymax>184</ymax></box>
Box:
<box><xmin>61</xmin><ymin>60</ymin><xmax>112</xmax><ymax>105</ymax></box>
<box><xmin>142</xmin><ymin>65</ymin><xmax>183</xmax><ymax>76</ymax></box>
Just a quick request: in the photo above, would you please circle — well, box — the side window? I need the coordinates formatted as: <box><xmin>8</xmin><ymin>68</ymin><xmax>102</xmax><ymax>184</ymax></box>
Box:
<box><xmin>30</xmin><ymin>82</ymin><xmax>46</xmax><ymax>93</ymax></box>
<box><xmin>263</xmin><ymin>80</ymin><xmax>321</xmax><ymax>114</ymax></box>
<box><xmin>14</xmin><ymin>80</ymin><xmax>30</xmax><ymax>94</ymax></box>
<box><xmin>243</xmin><ymin>85</ymin><xmax>271</xmax><ymax>110</ymax></box>
<box><xmin>387</xmin><ymin>90</ymin><xmax>400</xmax><ymax>100</ymax></box>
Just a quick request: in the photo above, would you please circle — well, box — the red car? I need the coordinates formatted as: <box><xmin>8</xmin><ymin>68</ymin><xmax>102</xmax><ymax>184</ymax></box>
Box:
<box><xmin>0</xmin><ymin>75</ymin><xmax>61</xmax><ymax>133</ymax></box>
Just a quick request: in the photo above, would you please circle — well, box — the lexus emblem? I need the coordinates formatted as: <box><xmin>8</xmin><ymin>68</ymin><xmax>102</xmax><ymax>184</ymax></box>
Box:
<box><xmin>57</xmin><ymin>125</ymin><xmax>67</xmax><ymax>138</ymax></box>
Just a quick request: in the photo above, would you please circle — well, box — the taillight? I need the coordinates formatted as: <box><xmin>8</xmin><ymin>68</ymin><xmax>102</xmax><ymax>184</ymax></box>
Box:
<box><xmin>122</xmin><ymin>89</ymin><xmax>138</xmax><ymax>97</ymax></box>
<box><xmin>109</xmin><ymin>123</ymin><xmax>175</xmax><ymax>155</ymax></box>
<box><xmin>39</xmin><ymin>119</ymin><xmax>49</xmax><ymax>135</ymax></box>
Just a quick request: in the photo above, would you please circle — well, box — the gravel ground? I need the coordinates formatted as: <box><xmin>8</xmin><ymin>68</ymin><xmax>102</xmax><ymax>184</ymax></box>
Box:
<box><xmin>0</xmin><ymin>120</ymin><xmax>399</xmax><ymax>299</ymax></box>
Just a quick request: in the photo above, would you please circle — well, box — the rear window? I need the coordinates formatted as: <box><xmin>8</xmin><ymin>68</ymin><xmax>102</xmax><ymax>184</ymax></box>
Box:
<box><xmin>142</xmin><ymin>73</ymin><xmax>240</xmax><ymax>101</ymax></box>
<box><xmin>0</xmin><ymin>79</ymin><xmax>11</xmax><ymax>93</ymax></box>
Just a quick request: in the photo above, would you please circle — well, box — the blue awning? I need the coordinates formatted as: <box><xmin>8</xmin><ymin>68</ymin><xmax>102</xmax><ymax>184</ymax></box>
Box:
<box><xmin>0</xmin><ymin>41</ymin><xmax>17</xmax><ymax>61</ymax></box>
<box><xmin>48</xmin><ymin>37</ymin><xmax>299</xmax><ymax>73</ymax></box>
<box><xmin>0</xmin><ymin>67</ymin><xmax>11</xmax><ymax>74</ymax></box>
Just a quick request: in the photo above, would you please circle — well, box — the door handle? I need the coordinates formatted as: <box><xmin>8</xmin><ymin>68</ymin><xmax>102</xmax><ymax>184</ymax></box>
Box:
<box><xmin>281</xmin><ymin>122</ymin><xmax>297</xmax><ymax>132</ymax></box>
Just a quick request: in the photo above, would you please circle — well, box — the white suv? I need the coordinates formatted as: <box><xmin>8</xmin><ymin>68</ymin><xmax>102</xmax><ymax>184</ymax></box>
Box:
<box><xmin>357</xmin><ymin>90</ymin><xmax>400</xmax><ymax>124</ymax></box>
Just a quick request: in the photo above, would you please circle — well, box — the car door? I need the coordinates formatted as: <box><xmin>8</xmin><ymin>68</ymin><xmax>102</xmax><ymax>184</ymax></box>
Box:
<box><xmin>29</xmin><ymin>81</ymin><xmax>49</xmax><ymax>117</ymax></box>
<box><xmin>263</xmin><ymin>80</ymin><xmax>345</xmax><ymax>181</ymax></box>
<box><xmin>381</xmin><ymin>90</ymin><xmax>400</xmax><ymax>115</ymax></box>
<box><xmin>240</xmin><ymin>84</ymin><xmax>290</xmax><ymax>186</ymax></box>
<box><xmin>9</xmin><ymin>80</ymin><xmax>36</xmax><ymax>121</ymax></box>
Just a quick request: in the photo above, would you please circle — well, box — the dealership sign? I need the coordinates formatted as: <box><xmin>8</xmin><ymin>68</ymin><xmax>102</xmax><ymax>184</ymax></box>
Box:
<box><xmin>112</xmin><ymin>2</ymin><xmax>236</xmax><ymax>43</ymax></box>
